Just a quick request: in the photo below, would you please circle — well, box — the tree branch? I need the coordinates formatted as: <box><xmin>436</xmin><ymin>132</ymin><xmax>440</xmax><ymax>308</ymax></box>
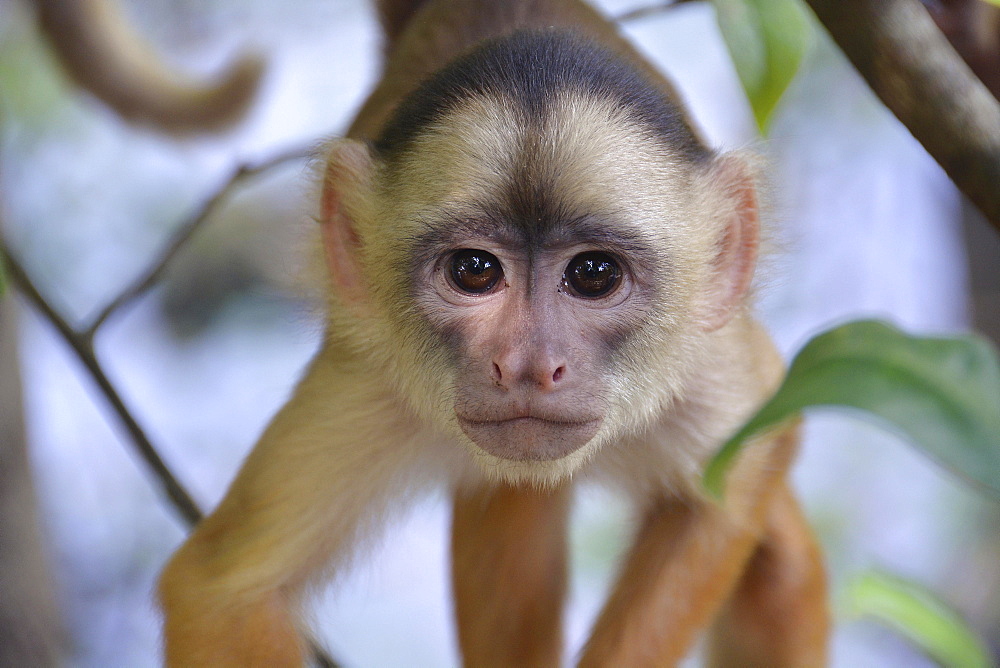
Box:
<box><xmin>2</xmin><ymin>145</ymin><xmax>338</xmax><ymax>666</ymax></box>
<box><xmin>83</xmin><ymin>144</ymin><xmax>313</xmax><ymax>337</ymax></box>
<box><xmin>0</xmin><ymin>244</ymin><xmax>203</xmax><ymax>526</ymax></box>
<box><xmin>805</xmin><ymin>0</ymin><xmax>1000</xmax><ymax>233</ymax></box>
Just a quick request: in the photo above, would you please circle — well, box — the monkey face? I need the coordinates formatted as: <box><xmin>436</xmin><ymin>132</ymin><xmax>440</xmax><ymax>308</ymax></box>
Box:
<box><xmin>433</xmin><ymin>246</ymin><xmax>625</xmax><ymax>462</ymax></box>
<box><xmin>362</xmin><ymin>102</ymin><xmax>709</xmax><ymax>483</ymax></box>
<box><xmin>322</xmin><ymin>34</ymin><xmax>758</xmax><ymax>485</ymax></box>
<box><xmin>409</xmin><ymin>238</ymin><xmax>654</xmax><ymax>481</ymax></box>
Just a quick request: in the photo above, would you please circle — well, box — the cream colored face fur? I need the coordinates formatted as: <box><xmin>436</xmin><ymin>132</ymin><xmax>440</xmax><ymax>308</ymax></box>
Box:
<box><xmin>341</xmin><ymin>90</ymin><xmax>738</xmax><ymax>486</ymax></box>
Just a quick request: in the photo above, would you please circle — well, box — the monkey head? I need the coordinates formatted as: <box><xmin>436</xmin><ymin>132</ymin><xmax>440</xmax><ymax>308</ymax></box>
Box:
<box><xmin>317</xmin><ymin>32</ymin><xmax>759</xmax><ymax>486</ymax></box>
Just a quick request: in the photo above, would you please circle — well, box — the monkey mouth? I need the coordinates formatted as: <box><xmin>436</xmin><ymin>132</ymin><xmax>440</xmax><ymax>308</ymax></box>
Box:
<box><xmin>456</xmin><ymin>414</ymin><xmax>602</xmax><ymax>462</ymax></box>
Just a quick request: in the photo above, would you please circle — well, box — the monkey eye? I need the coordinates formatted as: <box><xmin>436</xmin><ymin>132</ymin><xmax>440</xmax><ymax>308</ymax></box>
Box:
<box><xmin>564</xmin><ymin>252</ymin><xmax>621</xmax><ymax>298</ymax></box>
<box><xmin>449</xmin><ymin>249</ymin><xmax>503</xmax><ymax>294</ymax></box>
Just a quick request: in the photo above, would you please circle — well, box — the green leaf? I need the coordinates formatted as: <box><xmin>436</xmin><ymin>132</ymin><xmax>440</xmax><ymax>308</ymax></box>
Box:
<box><xmin>704</xmin><ymin>320</ymin><xmax>1000</xmax><ymax>498</ymax></box>
<box><xmin>984</xmin><ymin>0</ymin><xmax>1000</xmax><ymax>7</ymax></box>
<box><xmin>712</xmin><ymin>0</ymin><xmax>811</xmax><ymax>132</ymax></box>
<box><xmin>847</xmin><ymin>572</ymin><xmax>993</xmax><ymax>668</ymax></box>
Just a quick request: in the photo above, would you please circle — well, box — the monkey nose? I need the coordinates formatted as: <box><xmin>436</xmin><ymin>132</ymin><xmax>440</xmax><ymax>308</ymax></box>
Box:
<box><xmin>491</xmin><ymin>355</ymin><xmax>567</xmax><ymax>392</ymax></box>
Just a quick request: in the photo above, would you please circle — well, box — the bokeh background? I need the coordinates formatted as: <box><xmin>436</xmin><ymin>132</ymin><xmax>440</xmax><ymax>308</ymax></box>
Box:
<box><xmin>1</xmin><ymin>0</ymin><xmax>998</xmax><ymax>665</ymax></box>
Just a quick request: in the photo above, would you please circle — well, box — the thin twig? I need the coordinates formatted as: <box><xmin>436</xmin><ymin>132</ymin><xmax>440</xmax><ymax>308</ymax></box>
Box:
<box><xmin>4</xmin><ymin>245</ymin><xmax>341</xmax><ymax>668</ymax></box>
<box><xmin>4</xmin><ymin>147</ymin><xmax>340</xmax><ymax>666</ymax></box>
<box><xmin>615</xmin><ymin>0</ymin><xmax>696</xmax><ymax>23</ymax></box>
<box><xmin>83</xmin><ymin>144</ymin><xmax>314</xmax><ymax>337</ymax></box>
<box><xmin>0</xmin><ymin>243</ymin><xmax>203</xmax><ymax>526</ymax></box>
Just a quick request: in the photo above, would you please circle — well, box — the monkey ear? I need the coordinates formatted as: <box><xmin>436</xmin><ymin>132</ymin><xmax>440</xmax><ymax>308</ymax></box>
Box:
<box><xmin>319</xmin><ymin>139</ymin><xmax>374</xmax><ymax>307</ymax></box>
<box><xmin>697</xmin><ymin>155</ymin><xmax>760</xmax><ymax>332</ymax></box>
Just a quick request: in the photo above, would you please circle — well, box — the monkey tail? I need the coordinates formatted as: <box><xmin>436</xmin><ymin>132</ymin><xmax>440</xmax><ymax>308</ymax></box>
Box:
<box><xmin>374</xmin><ymin>0</ymin><xmax>432</xmax><ymax>48</ymax></box>
<box><xmin>32</xmin><ymin>0</ymin><xmax>264</xmax><ymax>135</ymax></box>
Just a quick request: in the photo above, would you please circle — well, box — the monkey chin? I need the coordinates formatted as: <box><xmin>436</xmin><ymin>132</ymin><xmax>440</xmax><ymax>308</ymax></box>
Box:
<box><xmin>458</xmin><ymin>416</ymin><xmax>603</xmax><ymax>487</ymax></box>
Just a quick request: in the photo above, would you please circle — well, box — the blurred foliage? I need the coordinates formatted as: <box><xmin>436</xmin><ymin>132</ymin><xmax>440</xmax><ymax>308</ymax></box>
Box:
<box><xmin>0</xmin><ymin>12</ymin><xmax>67</xmax><ymax>128</ymax></box>
<box><xmin>705</xmin><ymin>320</ymin><xmax>1000</xmax><ymax>665</ymax></box>
<box><xmin>711</xmin><ymin>0</ymin><xmax>811</xmax><ymax>131</ymax></box>
<box><xmin>705</xmin><ymin>320</ymin><xmax>1000</xmax><ymax>498</ymax></box>
<box><xmin>847</xmin><ymin>572</ymin><xmax>993</xmax><ymax>668</ymax></box>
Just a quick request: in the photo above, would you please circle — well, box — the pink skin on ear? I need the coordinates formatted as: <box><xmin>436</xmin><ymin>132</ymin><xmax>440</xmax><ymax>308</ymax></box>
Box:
<box><xmin>697</xmin><ymin>155</ymin><xmax>760</xmax><ymax>332</ymax></box>
<box><xmin>320</xmin><ymin>140</ymin><xmax>372</xmax><ymax>308</ymax></box>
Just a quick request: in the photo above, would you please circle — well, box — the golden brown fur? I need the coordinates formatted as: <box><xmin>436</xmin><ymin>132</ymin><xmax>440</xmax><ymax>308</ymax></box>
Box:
<box><xmin>158</xmin><ymin>1</ymin><xmax>829</xmax><ymax>665</ymax></box>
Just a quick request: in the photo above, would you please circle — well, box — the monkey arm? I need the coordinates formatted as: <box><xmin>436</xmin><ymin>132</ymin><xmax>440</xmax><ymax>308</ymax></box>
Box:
<box><xmin>158</xmin><ymin>347</ymin><xmax>434</xmax><ymax>666</ymax></box>
<box><xmin>451</xmin><ymin>482</ymin><xmax>571</xmax><ymax>667</ymax></box>
<box><xmin>578</xmin><ymin>498</ymin><xmax>761</xmax><ymax>667</ymax></box>
<box><xmin>707</xmin><ymin>482</ymin><xmax>829</xmax><ymax>668</ymax></box>
<box><xmin>578</xmin><ymin>428</ymin><xmax>799</xmax><ymax>667</ymax></box>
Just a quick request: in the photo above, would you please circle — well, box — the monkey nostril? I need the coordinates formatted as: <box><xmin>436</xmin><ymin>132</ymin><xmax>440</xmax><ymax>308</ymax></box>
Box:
<box><xmin>492</xmin><ymin>362</ymin><xmax>503</xmax><ymax>382</ymax></box>
<box><xmin>552</xmin><ymin>366</ymin><xmax>565</xmax><ymax>383</ymax></box>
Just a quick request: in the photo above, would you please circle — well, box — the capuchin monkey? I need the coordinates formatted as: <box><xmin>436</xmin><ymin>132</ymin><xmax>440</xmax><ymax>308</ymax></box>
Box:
<box><xmin>159</xmin><ymin>0</ymin><xmax>829</xmax><ymax>665</ymax></box>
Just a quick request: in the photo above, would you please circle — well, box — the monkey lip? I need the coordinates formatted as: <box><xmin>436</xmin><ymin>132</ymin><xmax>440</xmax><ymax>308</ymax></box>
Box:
<box><xmin>457</xmin><ymin>413</ymin><xmax>602</xmax><ymax>462</ymax></box>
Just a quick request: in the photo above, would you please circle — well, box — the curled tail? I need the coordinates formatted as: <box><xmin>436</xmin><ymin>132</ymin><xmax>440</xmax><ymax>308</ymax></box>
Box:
<box><xmin>33</xmin><ymin>0</ymin><xmax>263</xmax><ymax>135</ymax></box>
